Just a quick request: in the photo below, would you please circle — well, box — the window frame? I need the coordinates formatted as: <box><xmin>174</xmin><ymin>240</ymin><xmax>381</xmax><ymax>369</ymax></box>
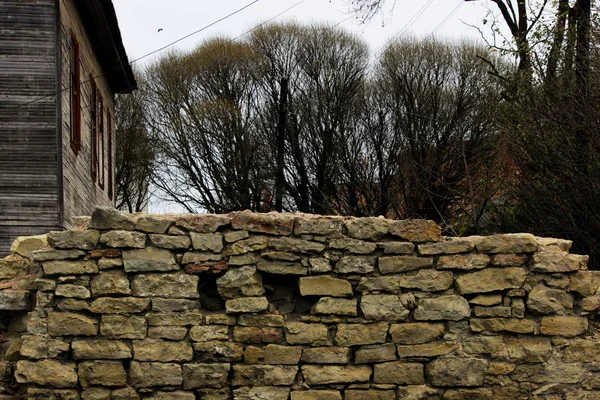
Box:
<box><xmin>98</xmin><ymin>93</ymin><xmax>105</xmax><ymax>190</ymax></box>
<box><xmin>69</xmin><ymin>31</ymin><xmax>81</xmax><ymax>154</ymax></box>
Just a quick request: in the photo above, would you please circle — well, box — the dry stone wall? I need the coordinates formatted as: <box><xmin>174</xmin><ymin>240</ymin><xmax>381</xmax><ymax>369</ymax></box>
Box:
<box><xmin>1</xmin><ymin>207</ymin><xmax>599</xmax><ymax>399</ymax></box>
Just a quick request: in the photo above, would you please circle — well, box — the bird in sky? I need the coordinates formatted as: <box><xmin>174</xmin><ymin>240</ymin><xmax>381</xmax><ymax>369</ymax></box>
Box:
<box><xmin>157</xmin><ymin>28</ymin><xmax>163</xmax><ymax>33</ymax></box>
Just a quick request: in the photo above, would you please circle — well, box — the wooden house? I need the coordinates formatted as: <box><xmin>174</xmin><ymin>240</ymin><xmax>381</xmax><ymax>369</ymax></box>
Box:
<box><xmin>0</xmin><ymin>0</ymin><xmax>136</xmax><ymax>254</ymax></box>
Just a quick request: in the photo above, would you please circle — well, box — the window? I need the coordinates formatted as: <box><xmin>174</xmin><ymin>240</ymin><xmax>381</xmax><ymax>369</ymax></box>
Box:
<box><xmin>69</xmin><ymin>32</ymin><xmax>81</xmax><ymax>154</ymax></box>
<box><xmin>107</xmin><ymin>112</ymin><xmax>113</xmax><ymax>200</ymax></box>
<box><xmin>98</xmin><ymin>93</ymin><xmax>105</xmax><ymax>190</ymax></box>
<box><xmin>90</xmin><ymin>77</ymin><xmax>98</xmax><ymax>181</ymax></box>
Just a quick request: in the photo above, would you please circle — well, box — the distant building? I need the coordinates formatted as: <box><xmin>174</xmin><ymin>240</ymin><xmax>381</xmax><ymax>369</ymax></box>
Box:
<box><xmin>0</xmin><ymin>0</ymin><xmax>136</xmax><ymax>254</ymax></box>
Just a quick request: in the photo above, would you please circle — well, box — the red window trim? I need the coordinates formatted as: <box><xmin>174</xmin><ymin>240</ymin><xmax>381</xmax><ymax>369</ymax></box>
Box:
<box><xmin>98</xmin><ymin>94</ymin><xmax>105</xmax><ymax>190</ymax></box>
<box><xmin>107</xmin><ymin>112</ymin><xmax>114</xmax><ymax>200</ymax></box>
<box><xmin>69</xmin><ymin>31</ymin><xmax>81</xmax><ymax>154</ymax></box>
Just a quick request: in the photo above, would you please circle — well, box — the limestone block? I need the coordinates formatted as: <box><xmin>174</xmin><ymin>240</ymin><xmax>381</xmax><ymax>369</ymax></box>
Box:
<box><xmin>47</xmin><ymin>230</ymin><xmax>100</xmax><ymax>251</ymax></box>
<box><xmin>181</xmin><ymin>252</ymin><xmax>222</xmax><ymax>264</ymax></box>
<box><xmin>133</xmin><ymin>339</ymin><xmax>193</xmax><ymax>362</ymax></box>
<box><xmin>149</xmin><ymin>234</ymin><xmax>191</xmax><ymax>249</ymax></box>
<box><xmin>285</xmin><ymin>322</ymin><xmax>330</xmax><ymax>345</ymax></box>
<box><xmin>144</xmin><ymin>391</ymin><xmax>196</xmax><ymax>400</ymax></box>
<box><xmin>346</xmin><ymin>217</ymin><xmax>390</xmax><ymax>241</ymax></box>
<box><xmin>175</xmin><ymin>214</ymin><xmax>230</xmax><ymax>233</ymax></box>
<box><xmin>330</xmin><ymin>238</ymin><xmax>377</xmax><ymax>254</ymax></box>
<box><xmin>11</xmin><ymin>234</ymin><xmax>48</xmax><ymax>257</ymax></box>
<box><xmin>15</xmin><ymin>360</ymin><xmax>78</xmax><ymax>388</ymax></box>
<box><xmin>152</xmin><ymin>298</ymin><xmax>199</xmax><ymax>312</ymax></box>
<box><xmin>455</xmin><ymin>267</ymin><xmax>527</xmax><ymax>294</ymax></box>
<box><xmin>527</xmin><ymin>283</ymin><xmax>574</xmax><ymax>315</ymax></box>
<box><xmin>244</xmin><ymin>344</ymin><xmax>302</xmax><ymax>364</ymax></box>
<box><xmin>314</xmin><ymin>297</ymin><xmax>357</xmax><ymax>316</ymax></box>
<box><xmin>90</xmin><ymin>207</ymin><xmax>135</xmax><ymax>230</ymax></box>
<box><xmin>238</xmin><ymin>314</ymin><xmax>284</xmax><ymax>327</ymax></box>
<box><xmin>233</xmin><ymin>326</ymin><xmax>283</xmax><ymax>344</ymax></box>
<box><xmin>437</xmin><ymin>253</ymin><xmax>490</xmax><ymax>270</ymax></box>
<box><xmin>123</xmin><ymin>247</ymin><xmax>178</xmax><ymax>272</ymax></box>
<box><xmin>396</xmin><ymin>342</ymin><xmax>458</xmax><ymax>357</ymax></box>
<box><xmin>357</xmin><ymin>276</ymin><xmax>401</xmax><ymax>293</ymax></box>
<box><xmin>257</xmin><ymin>260</ymin><xmax>308</xmax><ymax>275</ymax></box>
<box><xmin>378</xmin><ymin>255</ymin><xmax>433</xmax><ymax>274</ymax></box>
<box><xmin>225</xmin><ymin>297</ymin><xmax>269</xmax><ymax>313</ymax></box>
<box><xmin>48</xmin><ymin>312</ymin><xmax>98</xmax><ymax>336</ymax></box>
<box><xmin>301</xmin><ymin>347</ymin><xmax>351</xmax><ymax>364</ymax></box>
<box><xmin>426</xmin><ymin>357</ymin><xmax>488</xmax><ymax>386</ymax></box>
<box><xmin>129</xmin><ymin>361</ymin><xmax>183</xmax><ymax>388</ymax></box>
<box><xmin>293</xmin><ymin>217</ymin><xmax>344</xmax><ymax>236</ymax></box>
<box><xmin>413</xmin><ymin>295</ymin><xmax>470</xmax><ymax>321</ymax></box>
<box><xmin>335</xmin><ymin>323</ymin><xmax>388</xmax><ymax>346</ymax></box>
<box><xmin>373</xmin><ymin>362</ymin><xmax>425</xmax><ymax>384</ymax></box>
<box><xmin>345</xmin><ymin>391</ymin><xmax>395</xmax><ymax>400</ymax></box>
<box><xmin>233</xmin><ymin>387</ymin><xmax>289</xmax><ymax>400</ymax></box>
<box><xmin>475</xmin><ymin>233</ymin><xmax>537</xmax><ymax>253</ymax></box>
<box><xmin>224</xmin><ymin>230</ymin><xmax>249</xmax><ymax>243</ymax></box>
<box><xmin>355</xmin><ymin>344</ymin><xmax>397</xmax><ymax>364</ymax></box>
<box><xmin>190</xmin><ymin>233</ymin><xmax>224</xmax><ymax>252</ymax></box>
<box><xmin>232</xmin><ymin>364</ymin><xmax>298</xmax><ymax>386</ymax></box>
<box><xmin>111</xmin><ymin>386</ymin><xmax>140</xmax><ymax>400</ymax></box>
<box><xmin>78</xmin><ymin>361</ymin><xmax>127</xmax><ymax>387</ymax></box>
<box><xmin>99</xmin><ymin>231</ymin><xmax>146</xmax><ymax>248</ymax></box>
<box><xmin>299</xmin><ymin>276</ymin><xmax>352</xmax><ymax>297</ymax></box>
<box><xmin>43</xmin><ymin>260</ymin><xmax>98</xmax><ymax>275</ymax></box>
<box><xmin>389</xmin><ymin>323</ymin><xmax>445</xmax><ymax>344</ymax></box>
<box><xmin>193</xmin><ymin>341</ymin><xmax>244</xmax><ymax>362</ymax></box>
<box><xmin>90</xmin><ymin>271</ymin><xmax>131</xmax><ymax>296</ymax></box>
<box><xmin>134</xmin><ymin>214</ymin><xmax>174</xmax><ymax>233</ymax></box>
<box><xmin>291</xmin><ymin>391</ymin><xmax>342</xmax><ymax>400</ymax></box>
<box><xmin>397</xmin><ymin>269</ymin><xmax>453</xmax><ymax>292</ymax></box>
<box><xmin>148</xmin><ymin>326</ymin><xmax>187</xmax><ymax>340</ymax></box>
<box><xmin>418</xmin><ymin>238</ymin><xmax>474</xmax><ymax>255</ymax></box>
<box><xmin>20</xmin><ymin>337</ymin><xmax>70</xmax><ymax>359</ymax></box>
<box><xmin>335</xmin><ymin>255</ymin><xmax>376</xmax><ymax>274</ymax></box>
<box><xmin>388</xmin><ymin>220</ymin><xmax>441</xmax><ymax>242</ymax></box>
<box><xmin>145</xmin><ymin>312</ymin><xmax>203</xmax><ymax>326</ymax></box>
<box><xmin>262</xmin><ymin>251</ymin><xmax>301</xmax><ymax>262</ymax></box>
<box><xmin>55</xmin><ymin>284</ymin><xmax>90</xmax><ymax>299</ymax></box>
<box><xmin>131</xmin><ymin>273</ymin><xmax>199</xmax><ymax>298</ymax></box>
<box><xmin>31</xmin><ymin>249</ymin><xmax>86</xmax><ymax>262</ymax></box>
<box><xmin>100</xmin><ymin>315</ymin><xmax>147</xmax><ymax>339</ymax></box>
<box><xmin>269</xmin><ymin>237</ymin><xmax>325</xmax><ymax>253</ymax></box>
<box><xmin>442</xmin><ymin>389</ymin><xmax>493</xmax><ymax>400</ymax></box>
<box><xmin>510</xmin><ymin>363</ymin><xmax>584</xmax><ymax>384</ymax></box>
<box><xmin>462</xmin><ymin>336</ymin><xmax>506</xmax><ymax>355</ymax></box>
<box><xmin>378</xmin><ymin>241</ymin><xmax>415</xmax><ymax>255</ymax></box>
<box><xmin>490</xmin><ymin>253</ymin><xmax>528</xmax><ymax>266</ymax></box>
<box><xmin>470</xmin><ymin>318</ymin><xmax>535</xmax><ymax>334</ymax></box>
<box><xmin>72</xmin><ymin>340</ymin><xmax>131</xmax><ymax>359</ymax></box>
<box><xmin>217</xmin><ymin>266</ymin><xmax>264</xmax><ymax>299</ymax></box>
<box><xmin>563</xmin><ymin>340</ymin><xmax>600</xmax><ymax>363</ymax></box>
<box><xmin>569</xmin><ymin>271</ymin><xmax>600</xmax><ymax>296</ymax></box>
<box><xmin>302</xmin><ymin>365</ymin><xmax>372</xmax><ymax>385</ymax></box>
<box><xmin>231</xmin><ymin>212</ymin><xmax>294</xmax><ymax>235</ymax></box>
<box><xmin>540</xmin><ymin>316</ymin><xmax>588</xmax><ymax>336</ymax></box>
<box><xmin>182</xmin><ymin>363</ymin><xmax>230</xmax><ymax>389</ymax></box>
<box><xmin>230</xmin><ymin>236</ymin><xmax>269</xmax><ymax>255</ymax></box>
<box><xmin>190</xmin><ymin>325</ymin><xmax>229</xmax><ymax>342</ymax></box>
<box><xmin>505</xmin><ymin>337</ymin><xmax>552</xmax><ymax>363</ymax></box>
<box><xmin>532</xmin><ymin>252</ymin><xmax>588</xmax><ymax>273</ymax></box>
<box><xmin>0</xmin><ymin>290</ymin><xmax>32</xmax><ymax>310</ymax></box>
<box><xmin>360</xmin><ymin>295</ymin><xmax>409</xmax><ymax>321</ymax></box>
<box><xmin>90</xmin><ymin>297</ymin><xmax>150</xmax><ymax>314</ymax></box>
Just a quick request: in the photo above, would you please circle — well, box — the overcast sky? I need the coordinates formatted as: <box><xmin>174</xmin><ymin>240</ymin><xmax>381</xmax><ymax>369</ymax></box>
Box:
<box><xmin>112</xmin><ymin>0</ymin><xmax>499</xmax><ymax>66</ymax></box>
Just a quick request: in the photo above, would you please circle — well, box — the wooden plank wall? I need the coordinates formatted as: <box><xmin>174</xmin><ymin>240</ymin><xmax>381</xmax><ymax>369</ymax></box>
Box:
<box><xmin>59</xmin><ymin>0</ymin><xmax>115</xmax><ymax>228</ymax></box>
<box><xmin>0</xmin><ymin>0</ymin><xmax>61</xmax><ymax>255</ymax></box>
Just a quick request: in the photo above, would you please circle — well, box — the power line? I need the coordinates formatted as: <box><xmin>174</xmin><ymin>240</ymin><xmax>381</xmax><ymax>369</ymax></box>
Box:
<box><xmin>13</xmin><ymin>0</ymin><xmax>263</xmax><ymax>109</ymax></box>
<box><xmin>425</xmin><ymin>0</ymin><xmax>463</xmax><ymax>41</ymax></box>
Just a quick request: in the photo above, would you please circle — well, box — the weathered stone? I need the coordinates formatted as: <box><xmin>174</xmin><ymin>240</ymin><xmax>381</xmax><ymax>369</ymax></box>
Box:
<box><xmin>536</xmin><ymin>236</ymin><xmax>572</xmax><ymax>252</ymax></box>
<box><xmin>224</xmin><ymin>230</ymin><xmax>249</xmax><ymax>243</ymax></box>
<box><xmin>82</xmin><ymin>387</ymin><xmax>112</xmax><ymax>400</ymax></box>
<box><xmin>299</xmin><ymin>276</ymin><xmax>352</xmax><ymax>297</ymax></box>
<box><xmin>285</xmin><ymin>322</ymin><xmax>329</xmax><ymax>345</ymax></box>
<box><xmin>47</xmin><ymin>230</ymin><xmax>100</xmax><ymax>251</ymax></box>
<box><xmin>26</xmin><ymin>388</ymin><xmax>81</xmax><ymax>400</ymax></box>
<box><xmin>269</xmin><ymin>237</ymin><xmax>325</xmax><ymax>253</ymax></box>
<box><xmin>56</xmin><ymin>298</ymin><xmax>90</xmax><ymax>311</ymax></box>
<box><xmin>540</xmin><ymin>316</ymin><xmax>588</xmax><ymax>336</ymax></box>
<box><xmin>234</xmin><ymin>387</ymin><xmax>289</xmax><ymax>400</ymax></box>
<box><xmin>129</xmin><ymin>361</ymin><xmax>183</xmax><ymax>388</ymax></box>
<box><xmin>294</xmin><ymin>217</ymin><xmax>344</xmax><ymax>236</ymax></box>
<box><xmin>311</xmin><ymin>297</ymin><xmax>356</xmax><ymax>316</ymax></box>
<box><xmin>262</xmin><ymin>251</ymin><xmax>301</xmax><ymax>262</ymax></box>
<box><xmin>244</xmin><ymin>345</ymin><xmax>302</xmax><ymax>364</ymax></box>
<box><xmin>152</xmin><ymin>298</ymin><xmax>199</xmax><ymax>312</ymax></box>
<box><xmin>426</xmin><ymin>357</ymin><xmax>488</xmax><ymax>387</ymax></box>
<box><xmin>133</xmin><ymin>339</ymin><xmax>193</xmax><ymax>362</ymax></box>
<box><xmin>510</xmin><ymin>363</ymin><xmax>585</xmax><ymax>384</ymax></box>
<box><xmin>330</xmin><ymin>238</ymin><xmax>377</xmax><ymax>254</ymax></box>
<box><xmin>378</xmin><ymin>241</ymin><xmax>415</xmax><ymax>255</ymax></box>
<box><xmin>505</xmin><ymin>337</ymin><xmax>552</xmax><ymax>362</ymax></box>
<box><xmin>43</xmin><ymin>260</ymin><xmax>98</xmax><ymax>275</ymax></box>
<box><xmin>149</xmin><ymin>234</ymin><xmax>191</xmax><ymax>249</ymax></box>
<box><xmin>90</xmin><ymin>271</ymin><xmax>131</xmax><ymax>296</ymax></box>
<box><xmin>78</xmin><ymin>361</ymin><xmax>127</xmax><ymax>387</ymax></box>
<box><xmin>232</xmin><ymin>364</ymin><xmax>298</xmax><ymax>386</ymax></box>
<box><xmin>475</xmin><ymin>233</ymin><xmax>537</xmax><ymax>253</ymax></box>
<box><xmin>414</xmin><ymin>295</ymin><xmax>470</xmax><ymax>321</ymax></box>
<box><xmin>122</xmin><ymin>247</ymin><xmax>178</xmax><ymax>272</ymax></box>
<box><xmin>229</xmin><ymin>254</ymin><xmax>258</xmax><ymax>266</ymax></box>
<box><xmin>418</xmin><ymin>238</ymin><xmax>474</xmax><ymax>255</ymax></box>
<box><xmin>455</xmin><ymin>267</ymin><xmax>527</xmax><ymax>294</ymax></box>
<box><xmin>134</xmin><ymin>214</ymin><xmax>173</xmax><ymax>233</ymax></box>
<box><xmin>462</xmin><ymin>336</ymin><xmax>505</xmax><ymax>355</ymax></box>
<box><xmin>31</xmin><ymin>249</ymin><xmax>86</xmax><ymax>262</ymax></box>
<box><xmin>373</xmin><ymin>362</ymin><xmax>424</xmax><ymax>384</ymax></box>
<box><xmin>98</xmin><ymin>257</ymin><xmax>123</xmax><ymax>270</ymax></box>
<box><xmin>257</xmin><ymin>259</ymin><xmax>308</xmax><ymax>275</ymax></box>
<box><xmin>473</xmin><ymin>306</ymin><xmax>512</xmax><ymax>317</ymax></box>
<box><xmin>389</xmin><ymin>323</ymin><xmax>445</xmax><ymax>344</ymax></box>
<box><xmin>0</xmin><ymin>290</ymin><xmax>31</xmax><ymax>310</ymax></box>
<box><xmin>443</xmin><ymin>388</ymin><xmax>493</xmax><ymax>400</ymax></box>
<box><xmin>175</xmin><ymin>214</ymin><xmax>230</xmax><ymax>233</ymax></box>
<box><xmin>395</xmin><ymin>386</ymin><xmax>441</xmax><ymax>400</ymax></box>
<box><xmin>15</xmin><ymin>360</ymin><xmax>78</xmax><ymax>388</ymax></box>
<box><xmin>11</xmin><ymin>234</ymin><xmax>48</xmax><ymax>257</ymax></box>
<box><xmin>20</xmin><ymin>337</ymin><xmax>69</xmax><ymax>359</ymax></box>
<box><xmin>182</xmin><ymin>363</ymin><xmax>230</xmax><ymax>389</ymax></box>
<box><xmin>88</xmin><ymin>248</ymin><xmax>121</xmax><ymax>259</ymax></box>
<box><xmin>99</xmin><ymin>230</ymin><xmax>146</xmax><ymax>248</ymax></box>
<box><xmin>527</xmin><ymin>283</ymin><xmax>574</xmax><ymax>315</ymax></box>
<box><xmin>487</xmin><ymin>362</ymin><xmax>515</xmax><ymax>375</ymax></box>
<box><xmin>470</xmin><ymin>318</ymin><xmax>535</xmax><ymax>334</ymax></box>
<box><xmin>145</xmin><ymin>312</ymin><xmax>203</xmax><ymax>326</ymax></box>
<box><xmin>225</xmin><ymin>297</ymin><xmax>269</xmax><ymax>313</ymax></box>
<box><xmin>291</xmin><ymin>391</ymin><xmax>342</xmax><ymax>400</ymax></box>
<box><xmin>90</xmin><ymin>207</ymin><xmax>135</xmax><ymax>230</ymax></box>
<box><xmin>148</xmin><ymin>326</ymin><xmax>187</xmax><ymax>340</ymax></box>
<box><xmin>231</xmin><ymin>212</ymin><xmax>294</xmax><ymax>235</ymax></box>
<box><xmin>437</xmin><ymin>253</ymin><xmax>490</xmax><ymax>270</ymax></box>
<box><xmin>185</xmin><ymin>260</ymin><xmax>229</xmax><ymax>275</ymax></box>
<box><xmin>144</xmin><ymin>391</ymin><xmax>196</xmax><ymax>400</ymax></box>
<box><xmin>396</xmin><ymin>342</ymin><xmax>458</xmax><ymax>357</ymax></box>
<box><xmin>354</xmin><ymin>344</ymin><xmax>397</xmax><ymax>364</ymax></box>
<box><xmin>569</xmin><ymin>271</ymin><xmax>600</xmax><ymax>296</ymax></box>
<box><xmin>398</xmin><ymin>269</ymin><xmax>453</xmax><ymax>292</ymax></box>
<box><xmin>48</xmin><ymin>312</ymin><xmax>98</xmax><ymax>336</ymax></box>
<box><xmin>190</xmin><ymin>232</ymin><xmax>223</xmax><ymax>253</ymax></box>
<box><xmin>490</xmin><ymin>253</ymin><xmax>528</xmax><ymax>266</ymax></box>
<box><xmin>131</xmin><ymin>273</ymin><xmax>199</xmax><ymax>299</ymax></box>
<box><xmin>563</xmin><ymin>340</ymin><xmax>600</xmax><ymax>363</ymax></box>
<box><xmin>181</xmin><ymin>252</ymin><xmax>222</xmax><ymax>264</ymax></box>
<box><xmin>72</xmin><ymin>340</ymin><xmax>131</xmax><ymax>359</ymax></box>
<box><xmin>54</xmin><ymin>284</ymin><xmax>89</xmax><ymax>299</ymax></box>
<box><xmin>303</xmin><ymin>365</ymin><xmax>372</xmax><ymax>385</ymax></box>
<box><xmin>346</xmin><ymin>217</ymin><xmax>389</xmax><ymax>241</ymax></box>
<box><xmin>309</xmin><ymin>257</ymin><xmax>332</xmax><ymax>272</ymax></box>
<box><xmin>110</xmin><ymin>387</ymin><xmax>139</xmax><ymax>400</ymax></box>
<box><xmin>217</xmin><ymin>266</ymin><xmax>264</xmax><ymax>299</ymax></box>
<box><xmin>230</xmin><ymin>236</ymin><xmax>269</xmax><ymax>255</ymax></box>
<box><xmin>469</xmin><ymin>294</ymin><xmax>502</xmax><ymax>306</ymax></box>
<box><xmin>90</xmin><ymin>297</ymin><xmax>150</xmax><ymax>314</ymax></box>
<box><xmin>379</xmin><ymin>255</ymin><xmax>433</xmax><ymax>274</ymax></box>
<box><xmin>238</xmin><ymin>314</ymin><xmax>284</xmax><ymax>327</ymax></box>
<box><xmin>357</xmin><ymin>276</ymin><xmax>400</xmax><ymax>293</ymax></box>
<box><xmin>345</xmin><ymin>390</ymin><xmax>395</xmax><ymax>400</ymax></box>
<box><xmin>335</xmin><ymin>323</ymin><xmax>389</xmax><ymax>346</ymax></box>
<box><xmin>335</xmin><ymin>255</ymin><xmax>376</xmax><ymax>274</ymax></box>
<box><xmin>100</xmin><ymin>315</ymin><xmax>147</xmax><ymax>339</ymax></box>
<box><xmin>360</xmin><ymin>295</ymin><xmax>409</xmax><ymax>321</ymax></box>
<box><xmin>532</xmin><ymin>252</ymin><xmax>588</xmax><ymax>273</ymax></box>
<box><xmin>301</xmin><ymin>347</ymin><xmax>351</xmax><ymax>364</ymax></box>
<box><xmin>389</xmin><ymin>220</ymin><xmax>441</xmax><ymax>242</ymax></box>
<box><xmin>194</xmin><ymin>341</ymin><xmax>244</xmax><ymax>362</ymax></box>
<box><xmin>234</xmin><ymin>327</ymin><xmax>283</xmax><ymax>343</ymax></box>
<box><xmin>189</xmin><ymin>325</ymin><xmax>229</xmax><ymax>341</ymax></box>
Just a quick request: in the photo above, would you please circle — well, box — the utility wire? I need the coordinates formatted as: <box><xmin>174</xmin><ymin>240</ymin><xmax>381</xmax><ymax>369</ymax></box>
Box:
<box><xmin>13</xmin><ymin>0</ymin><xmax>262</xmax><ymax>109</ymax></box>
<box><xmin>425</xmin><ymin>0</ymin><xmax>463</xmax><ymax>41</ymax></box>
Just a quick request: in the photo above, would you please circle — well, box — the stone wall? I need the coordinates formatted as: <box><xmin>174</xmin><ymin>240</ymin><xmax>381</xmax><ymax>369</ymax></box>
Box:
<box><xmin>0</xmin><ymin>207</ymin><xmax>599</xmax><ymax>399</ymax></box>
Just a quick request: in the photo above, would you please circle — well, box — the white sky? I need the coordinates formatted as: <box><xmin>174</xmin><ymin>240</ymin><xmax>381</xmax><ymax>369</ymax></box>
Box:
<box><xmin>112</xmin><ymin>0</ymin><xmax>500</xmax><ymax>67</ymax></box>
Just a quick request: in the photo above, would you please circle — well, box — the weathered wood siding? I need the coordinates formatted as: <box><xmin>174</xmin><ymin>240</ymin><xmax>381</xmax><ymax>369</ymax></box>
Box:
<box><xmin>59</xmin><ymin>0</ymin><xmax>115</xmax><ymax>227</ymax></box>
<box><xmin>0</xmin><ymin>0</ymin><xmax>61</xmax><ymax>254</ymax></box>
